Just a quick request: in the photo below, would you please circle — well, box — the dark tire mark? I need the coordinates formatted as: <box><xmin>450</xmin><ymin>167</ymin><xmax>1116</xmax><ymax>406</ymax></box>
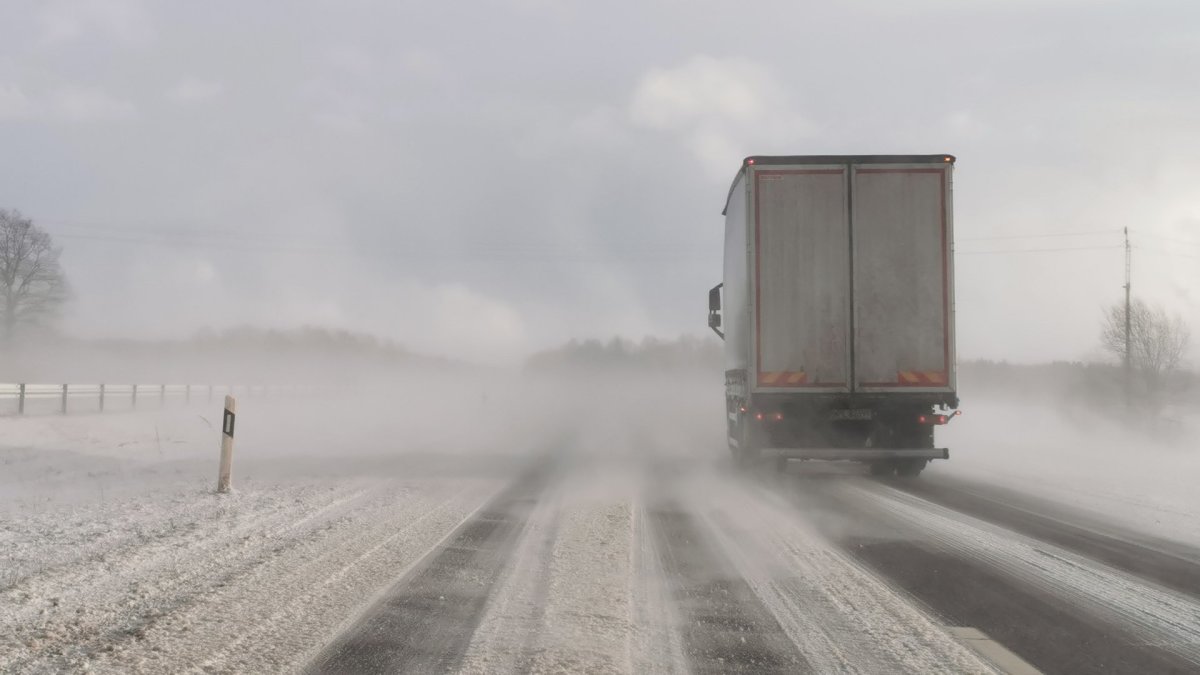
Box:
<box><xmin>764</xmin><ymin>474</ymin><xmax>1200</xmax><ymax>674</ymax></box>
<box><xmin>306</xmin><ymin>469</ymin><xmax>548</xmax><ymax>675</ymax></box>
<box><xmin>648</xmin><ymin>502</ymin><xmax>810</xmax><ymax>674</ymax></box>
<box><xmin>896</xmin><ymin>477</ymin><xmax>1200</xmax><ymax>599</ymax></box>
<box><xmin>848</xmin><ymin>538</ymin><xmax>1198</xmax><ymax>675</ymax></box>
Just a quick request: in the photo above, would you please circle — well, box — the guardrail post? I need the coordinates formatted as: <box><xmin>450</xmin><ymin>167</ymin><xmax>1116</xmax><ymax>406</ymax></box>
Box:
<box><xmin>99</xmin><ymin>384</ymin><xmax>106</xmax><ymax>412</ymax></box>
<box><xmin>217</xmin><ymin>395</ymin><xmax>237</xmax><ymax>494</ymax></box>
<box><xmin>132</xmin><ymin>384</ymin><xmax>138</xmax><ymax>409</ymax></box>
<box><xmin>208</xmin><ymin>384</ymin><xmax>213</xmax><ymax>403</ymax></box>
<box><xmin>160</xmin><ymin>384</ymin><xmax>166</xmax><ymax>407</ymax></box>
<box><xmin>18</xmin><ymin>383</ymin><xmax>25</xmax><ymax>415</ymax></box>
<box><xmin>61</xmin><ymin>384</ymin><xmax>68</xmax><ymax>414</ymax></box>
<box><xmin>186</xmin><ymin>384</ymin><xmax>191</xmax><ymax>404</ymax></box>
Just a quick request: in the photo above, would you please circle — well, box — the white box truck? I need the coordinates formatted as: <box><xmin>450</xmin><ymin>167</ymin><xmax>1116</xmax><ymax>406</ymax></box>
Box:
<box><xmin>708</xmin><ymin>155</ymin><xmax>960</xmax><ymax>476</ymax></box>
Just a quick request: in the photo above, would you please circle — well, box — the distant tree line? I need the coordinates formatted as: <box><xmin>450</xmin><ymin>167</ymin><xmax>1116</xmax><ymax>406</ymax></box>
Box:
<box><xmin>0</xmin><ymin>326</ymin><xmax>457</xmax><ymax>385</ymax></box>
<box><xmin>525</xmin><ymin>335</ymin><xmax>722</xmax><ymax>373</ymax></box>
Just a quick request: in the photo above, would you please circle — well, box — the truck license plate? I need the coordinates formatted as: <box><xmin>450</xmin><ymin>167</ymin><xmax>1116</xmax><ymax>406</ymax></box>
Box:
<box><xmin>830</xmin><ymin>409</ymin><xmax>873</xmax><ymax>421</ymax></box>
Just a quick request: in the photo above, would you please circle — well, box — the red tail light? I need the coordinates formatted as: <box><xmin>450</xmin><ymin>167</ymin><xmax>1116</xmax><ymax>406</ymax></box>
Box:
<box><xmin>918</xmin><ymin>415</ymin><xmax>927</xmax><ymax>424</ymax></box>
<box><xmin>754</xmin><ymin>412</ymin><xmax>764</xmax><ymax>421</ymax></box>
<box><xmin>773</xmin><ymin>413</ymin><xmax>783</xmax><ymax>421</ymax></box>
<box><xmin>937</xmin><ymin>414</ymin><xmax>947</xmax><ymax>424</ymax></box>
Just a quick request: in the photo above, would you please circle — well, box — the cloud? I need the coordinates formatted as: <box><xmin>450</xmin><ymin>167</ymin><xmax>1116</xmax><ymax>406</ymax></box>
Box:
<box><xmin>166</xmin><ymin>79</ymin><xmax>223</xmax><ymax>104</ymax></box>
<box><xmin>0</xmin><ymin>83</ymin><xmax>36</xmax><ymax>120</ymax></box>
<box><xmin>630</xmin><ymin>56</ymin><xmax>774</xmax><ymax>129</ymax></box>
<box><xmin>628</xmin><ymin>55</ymin><xmax>813</xmax><ymax>178</ymax></box>
<box><xmin>50</xmin><ymin>85</ymin><xmax>137</xmax><ymax>122</ymax></box>
<box><xmin>37</xmin><ymin>0</ymin><xmax>155</xmax><ymax>46</ymax></box>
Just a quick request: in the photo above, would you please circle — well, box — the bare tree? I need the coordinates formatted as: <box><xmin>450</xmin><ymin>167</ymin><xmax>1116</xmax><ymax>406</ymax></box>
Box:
<box><xmin>1101</xmin><ymin>298</ymin><xmax>1191</xmax><ymax>404</ymax></box>
<box><xmin>0</xmin><ymin>209</ymin><xmax>68</xmax><ymax>343</ymax></box>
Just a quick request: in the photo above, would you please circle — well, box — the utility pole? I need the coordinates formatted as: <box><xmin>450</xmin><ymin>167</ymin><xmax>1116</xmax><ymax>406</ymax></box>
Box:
<box><xmin>1124</xmin><ymin>226</ymin><xmax>1132</xmax><ymax>411</ymax></box>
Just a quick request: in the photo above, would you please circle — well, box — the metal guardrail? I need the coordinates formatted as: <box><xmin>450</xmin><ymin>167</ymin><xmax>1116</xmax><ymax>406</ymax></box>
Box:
<box><xmin>0</xmin><ymin>384</ymin><xmax>288</xmax><ymax>416</ymax></box>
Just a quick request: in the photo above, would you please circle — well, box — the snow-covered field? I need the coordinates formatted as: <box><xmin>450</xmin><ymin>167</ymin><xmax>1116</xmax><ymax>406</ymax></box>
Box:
<box><xmin>937</xmin><ymin>397</ymin><xmax>1200</xmax><ymax>546</ymax></box>
<box><xmin>0</xmin><ymin>386</ymin><xmax>550</xmax><ymax>673</ymax></box>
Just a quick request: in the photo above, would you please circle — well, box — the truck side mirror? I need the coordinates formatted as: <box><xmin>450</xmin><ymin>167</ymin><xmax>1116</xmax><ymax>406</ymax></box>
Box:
<box><xmin>708</xmin><ymin>283</ymin><xmax>724</xmax><ymax>340</ymax></box>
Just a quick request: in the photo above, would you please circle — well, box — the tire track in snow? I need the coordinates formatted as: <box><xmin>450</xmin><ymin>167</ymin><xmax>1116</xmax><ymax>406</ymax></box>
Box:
<box><xmin>180</xmin><ymin>481</ymin><xmax>500</xmax><ymax>674</ymax></box>
<box><xmin>509</xmin><ymin>481</ymin><xmax>637</xmax><ymax>672</ymax></box>
<box><xmin>629</xmin><ymin>497</ymin><xmax>689</xmax><ymax>674</ymax></box>
<box><xmin>307</xmin><ymin>466</ymin><xmax>552</xmax><ymax>674</ymax></box>
<box><xmin>646</xmin><ymin>497</ymin><xmax>811</xmax><ymax>674</ymax></box>
<box><xmin>847</xmin><ymin>481</ymin><xmax>1200</xmax><ymax>669</ymax></box>
<box><xmin>457</xmin><ymin>476</ymin><xmax>565</xmax><ymax>673</ymax></box>
<box><xmin>696</xmin><ymin>479</ymin><xmax>996</xmax><ymax>675</ymax></box>
<box><xmin>893</xmin><ymin>476</ymin><xmax>1200</xmax><ymax>600</ymax></box>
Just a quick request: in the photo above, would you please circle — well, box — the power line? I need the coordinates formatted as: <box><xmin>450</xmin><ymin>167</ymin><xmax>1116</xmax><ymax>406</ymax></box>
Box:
<box><xmin>957</xmin><ymin>229</ymin><xmax>1121</xmax><ymax>243</ymax></box>
<box><xmin>1133</xmin><ymin>244</ymin><xmax>1200</xmax><ymax>261</ymax></box>
<box><xmin>1132</xmin><ymin>231</ymin><xmax>1200</xmax><ymax>248</ymax></box>
<box><xmin>955</xmin><ymin>245</ymin><xmax>1123</xmax><ymax>255</ymax></box>
<box><xmin>50</xmin><ymin>232</ymin><xmax>712</xmax><ymax>263</ymax></box>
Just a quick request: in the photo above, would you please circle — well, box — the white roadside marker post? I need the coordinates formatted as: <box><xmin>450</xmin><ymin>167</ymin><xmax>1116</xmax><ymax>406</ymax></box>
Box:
<box><xmin>217</xmin><ymin>395</ymin><xmax>237</xmax><ymax>494</ymax></box>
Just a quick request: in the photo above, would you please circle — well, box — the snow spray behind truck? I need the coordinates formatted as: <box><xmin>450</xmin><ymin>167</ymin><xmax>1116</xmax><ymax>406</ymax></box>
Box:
<box><xmin>708</xmin><ymin>155</ymin><xmax>960</xmax><ymax>477</ymax></box>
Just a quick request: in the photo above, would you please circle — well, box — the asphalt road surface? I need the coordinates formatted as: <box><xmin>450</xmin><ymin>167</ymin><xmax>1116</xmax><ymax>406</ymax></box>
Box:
<box><xmin>305</xmin><ymin>456</ymin><xmax>1200</xmax><ymax>675</ymax></box>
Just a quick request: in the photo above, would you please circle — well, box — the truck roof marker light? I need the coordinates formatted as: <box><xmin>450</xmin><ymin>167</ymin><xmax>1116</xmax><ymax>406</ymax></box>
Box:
<box><xmin>739</xmin><ymin>406</ymin><xmax>747</xmax><ymax>413</ymax></box>
<box><xmin>773</xmin><ymin>413</ymin><xmax>783</xmax><ymax>421</ymax></box>
<box><xmin>747</xmin><ymin>158</ymin><xmax>755</xmax><ymax>165</ymax></box>
<box><xmin>755</xmin><ymin>412</ymin><xmax>764</xmax><ymax>421</ymax></box>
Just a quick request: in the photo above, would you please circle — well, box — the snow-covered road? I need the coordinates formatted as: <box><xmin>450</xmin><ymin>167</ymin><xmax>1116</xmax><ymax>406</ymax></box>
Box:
<box><xmin>3</xmin><ymin>401</ymin><xmax>1200</xmax><ymax>674</ymax></box>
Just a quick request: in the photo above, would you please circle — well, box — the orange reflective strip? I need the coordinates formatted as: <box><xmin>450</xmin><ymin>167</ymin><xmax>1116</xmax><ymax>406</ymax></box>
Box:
<box><xmin>785</xmin><ymin>372</ymin><xmax>808</xmax><ymax>384</ymax></box>
<box><xmin>926</xmin><ymin>371</ymin><xmax>947</xmax><ymax>384</ymax></box>
<box><xmin>899</xmin><ymin>371</ymin><xmax>921</xmax><ymax>384</ymax></box>
<box><xmin>760</xmin><ymin>372</ymin><xmax>781</xmax><ymax>384</ymax></box>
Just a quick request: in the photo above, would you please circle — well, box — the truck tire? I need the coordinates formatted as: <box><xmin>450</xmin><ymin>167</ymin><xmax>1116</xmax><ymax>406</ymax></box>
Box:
<box><xmin>896</xmin><ymin>459</ymin><xmax>927</xmax><ymax>477</ymax></box>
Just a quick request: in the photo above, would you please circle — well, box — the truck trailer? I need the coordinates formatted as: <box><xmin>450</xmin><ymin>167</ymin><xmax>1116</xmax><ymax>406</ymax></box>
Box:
<box><xmin>707</xmin><ymin>155</ymin><xmax>959</xmax><ymax>476</ymax></box>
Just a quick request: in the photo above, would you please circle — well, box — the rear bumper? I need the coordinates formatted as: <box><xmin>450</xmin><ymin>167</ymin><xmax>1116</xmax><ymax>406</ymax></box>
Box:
<box><xmin>768</xmin><ymin>447</ymin><xmax>949</xmax><ymax>461</ymax></box>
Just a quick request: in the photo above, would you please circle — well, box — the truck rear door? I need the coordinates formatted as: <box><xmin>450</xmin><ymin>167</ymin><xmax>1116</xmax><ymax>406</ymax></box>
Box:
<box><xmin>851</xmin><ymin>164</ymin><xmax>954</xmax><ymax>393</ymax></box>
<box><xmin>753</xmin><ymin>166</ymin><xmax>851</xmax><ymax>392</ymax></box>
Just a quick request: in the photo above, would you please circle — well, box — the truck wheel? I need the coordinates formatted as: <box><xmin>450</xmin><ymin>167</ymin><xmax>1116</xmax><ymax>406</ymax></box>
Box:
<box><xmin>896</xmin><ymin>460</ymin><xmax>927</xmax><ymax>477</ymax></box>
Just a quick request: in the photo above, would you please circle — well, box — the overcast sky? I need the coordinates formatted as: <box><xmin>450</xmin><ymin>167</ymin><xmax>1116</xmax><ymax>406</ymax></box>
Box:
<box><xmin>1</xmin><ymin>0</ymin><xmax>1197</xmax><ymax>364</ymax></box>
